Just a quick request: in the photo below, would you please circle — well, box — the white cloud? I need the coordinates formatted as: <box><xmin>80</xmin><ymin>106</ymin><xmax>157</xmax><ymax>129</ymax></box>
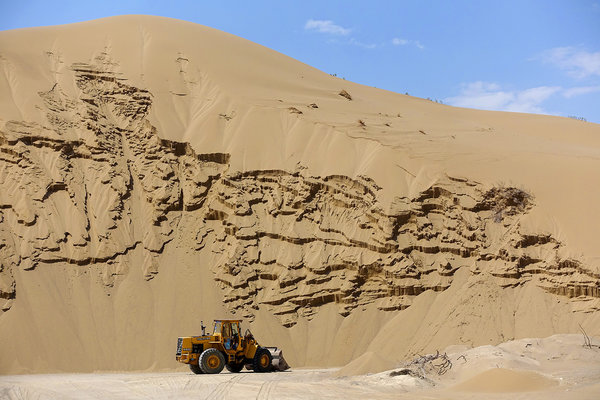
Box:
<box><xmin>349</xmin><ymin>38</ymin><xmax>377</xmax><ymax>49</ymax></box>
<box><xmin>445</xmin><ymin>81</ymin><xmax>561</xmax><ymax>114</ymax></box>
<box><xmin>539</xmin><ymin>47</ymin><xmax>600</xmax><ymax>78</ymax></box>
<box><xmin>562</xmin><ymin>85</ymin><xmax>600</xmax><ymax>98</ymax></box>
<box><xmin>392</xmin><ymin>37</ymin><xmax>424</xmax><ymax>49</ymax></box>
<box><xmin>305</xmin><ymin>19</ymin><xmax>351</xmax><ymax>36</ymax></box>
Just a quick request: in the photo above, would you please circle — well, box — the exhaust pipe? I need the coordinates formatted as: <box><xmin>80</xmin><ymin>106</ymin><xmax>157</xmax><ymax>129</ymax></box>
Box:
<box><xmin>266</xmin><ymin>347</ymin><xmax>290</xmax><ymax>371</ymax></box>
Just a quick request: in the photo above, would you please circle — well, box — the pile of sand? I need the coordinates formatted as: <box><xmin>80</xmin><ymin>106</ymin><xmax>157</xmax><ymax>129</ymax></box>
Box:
<box><xmin>451</xmin><ymin>368</ymin><xmax>557</xmax><ymax>392</ymax></box>
<box><xmin>0</xmin><ymin>15</ymin><xmax>599</xmax><ymax>374</ymax></box>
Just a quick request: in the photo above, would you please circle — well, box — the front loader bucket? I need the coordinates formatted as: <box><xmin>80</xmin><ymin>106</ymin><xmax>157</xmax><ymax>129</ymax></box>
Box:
<box><xmin>266</xmin><ymin>347</ymin><xmax>290</xmax><ymax>371</ymax></box>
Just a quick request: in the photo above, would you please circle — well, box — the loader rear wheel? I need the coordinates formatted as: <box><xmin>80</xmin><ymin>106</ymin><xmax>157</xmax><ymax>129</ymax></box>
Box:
<box><xmin>225</xmin><ymin>362</ymin><xmax>245</xmax><ymax>373</ymax></box>
<box><xmin>199</xmin><ymin>348</ymin><xmax>225</xmax><ymax>374</ymax></box>
<box><xmin>189</xmin><ymin>363</ymin><xmax>203</xmax><ymax>374</ymax></box>
<box><xmin>253</xmin><ymin>347</ymin><xmax>272</xmax><ymax>373</ymax></box>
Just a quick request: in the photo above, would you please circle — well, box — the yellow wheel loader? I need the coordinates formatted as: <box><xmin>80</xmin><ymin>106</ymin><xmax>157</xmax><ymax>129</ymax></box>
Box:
<box><xmin>176</xmin><ymin>319</ymin><xmax>289</xmax><ymax>374</ymax></box>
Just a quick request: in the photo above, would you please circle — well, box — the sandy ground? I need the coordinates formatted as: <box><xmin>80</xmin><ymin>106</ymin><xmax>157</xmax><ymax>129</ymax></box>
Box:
<box><xmin>1</xmin><ymin>367</ymin><xmax>598</xmax><ymax>400</ymax></box>
<box><xmin>2</xmin><ymin>335</ymin><xmax>599</xmax><ymax>400</ymax></box>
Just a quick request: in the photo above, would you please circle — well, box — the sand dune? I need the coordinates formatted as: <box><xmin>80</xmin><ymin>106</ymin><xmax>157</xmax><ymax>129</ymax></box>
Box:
<box><xmin>0</xmin><ymin>15</ymin><xmax>599</xmax><ymax>375</ymax></box>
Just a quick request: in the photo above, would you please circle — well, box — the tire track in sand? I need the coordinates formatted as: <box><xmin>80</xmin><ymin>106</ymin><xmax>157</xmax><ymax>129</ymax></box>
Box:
<box><xmin>205</xmin><ymin>374</ymin><xmax>245</xmax><ymax>400</ymax></box>
<box><xmin>256</xmin><ymin>377</ymin><xmax>278</xmax><ymax>400</ymax></box>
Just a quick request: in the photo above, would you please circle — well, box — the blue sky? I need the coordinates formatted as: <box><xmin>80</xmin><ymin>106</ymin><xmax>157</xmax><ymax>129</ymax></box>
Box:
<box><xmin>2</xmin><ymin>0</ymin><xmax>600</xmax><ymax>123</ymax></box>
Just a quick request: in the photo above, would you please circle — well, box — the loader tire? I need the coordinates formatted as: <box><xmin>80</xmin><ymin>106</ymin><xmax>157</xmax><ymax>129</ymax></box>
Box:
<box><xmin>199</xmin><ymin>348</ymin><xmax>226</xmax><ymax>374</ymax></box>
<box><xmin>189</xmin><ymin>363</ymin><xmax>203</xmax><ymax>374</ymax></box>
<box><xmin>225</xmin><ymin>362</ymin><xmax>245</xmax><ymax>373</ymax></box>
<box><xmin>252</xmin><ymin>347</ymin><xmax>273</xmax><ymax>373</ymax></box>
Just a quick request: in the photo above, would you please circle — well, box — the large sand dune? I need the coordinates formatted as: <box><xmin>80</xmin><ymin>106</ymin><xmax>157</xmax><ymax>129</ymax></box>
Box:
<box><xmin>0</xmin><ymin>15</ymin><xmax>599</xmax><ymax>375</ymax></box>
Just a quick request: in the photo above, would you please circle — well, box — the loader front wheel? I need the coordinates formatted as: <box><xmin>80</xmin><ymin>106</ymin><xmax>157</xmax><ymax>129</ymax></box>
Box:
<box><xmin>225</xmin><ymin>362</ymin><xmax>245</xmax><ymax>373</ymax></box>
<box><xmin>199</xmin><ymin>348</ymin><xmax>225</xmax><ymax>374</ymax></box>
<box><xmin>253</xmin><ymin>347</ymin><xmax>272</xmax><ymax>373</ymax></box>
<box><xmin>189</xmin><ymin>363</ymin><xmax>203</xmax><ymax>374</ymax></box>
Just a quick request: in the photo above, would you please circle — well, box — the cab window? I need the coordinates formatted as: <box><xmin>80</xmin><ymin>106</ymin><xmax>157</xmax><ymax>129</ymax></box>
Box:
<box><xmin>213</xmin><ymin>321</ymin><xmax>222</xmax><ymax>335</ymax></box>
<box><xmin>223</xmin><ymin>323</ymin><xmax>232</xmax><ymax>338</ymax></box>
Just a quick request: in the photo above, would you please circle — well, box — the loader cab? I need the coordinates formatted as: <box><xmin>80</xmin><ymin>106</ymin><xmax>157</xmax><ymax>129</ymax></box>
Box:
<box><xmin>213</xmin><ymin>320</ymin><xmax>242</xmax><ymax>352</ymax></box>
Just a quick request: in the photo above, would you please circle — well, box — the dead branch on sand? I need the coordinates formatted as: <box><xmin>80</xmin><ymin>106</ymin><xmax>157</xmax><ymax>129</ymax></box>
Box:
<box><xmin>579</xmin><ymin>324</ymin><xmax>599</xmax><ymax>350</ymax></box>
<box><xmin>407</xmin><ymin>350</ymin><xmax>453</xmax><ymax>376</ymax></box>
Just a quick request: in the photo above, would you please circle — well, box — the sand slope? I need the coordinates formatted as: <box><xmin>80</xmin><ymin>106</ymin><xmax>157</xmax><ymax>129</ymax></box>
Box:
<box><xmin>452</xmin><ymin>368</ymin><xmax>557</xmax><ymax>393</ymax></box>
<box><xmin>0</xmin><ymin>15</ymin><xmax>599</xmax><ymax>374</ymax></box>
